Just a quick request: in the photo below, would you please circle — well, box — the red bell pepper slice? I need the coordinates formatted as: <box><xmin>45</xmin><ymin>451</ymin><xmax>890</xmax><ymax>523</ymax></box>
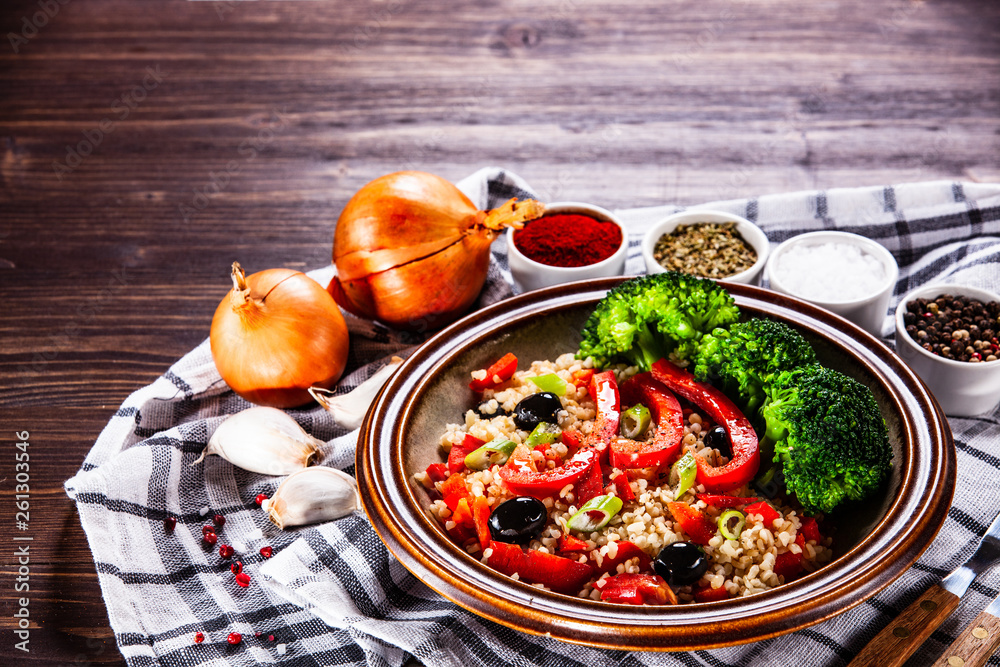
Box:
<box><xmin>696</xmin><ymin>494</ymin><xmax>760</xmax><ymax>509</ymax></box>
<box><xmin>609</xmin><ymin>470</ymin><xmax>636</xmax><ymax>502</ymax></box>
<box><xmin>571</xmin><ymin>368</ymin><xmax>595</xmax><ymax>388</ymax></box>
<box><xmin>451</xmin><ymin>497</ymin><xmax>474</xmax><ymax>528</ymax></box>
<box><xmin>651</xmin><ymin>359</ymin><xmax>759</xmax><ymax>493</ymax></box>
<box><xmin>744</xmin><ymin>500</ymin><xmax>780</xmax><ymax>528</ymax></box>
<box><xmin>499</xmin><ymin>447</ymin><xmax>598</xmax><ymax>499</ymax></box>
<box><xmin>667</xmin><ymin>501</ymin><xmax>717</xmax><ymax>546</ymax></box>
<box><xmin>575</xmin><ymin>456</ymin><xmax>604</xmax><ymax>505</ymax></box>
<box><xmin>694</xmin><ymin>584</ymin><xmax>732</xmax><ymax>603</ymax></box>
<box><xmin>472</xmin><ymin>496</ymin><xmax>492</xmax><ymax>552</ymax></box>
<box><xmin>486</xmin><ymin>541</ymin><xmax>594</xmax><ymax>596</ymax></box>
<box><xmin>774</xmin><ymin>533</ymin><xmax>806</xmax><ymax>580</ymax></box>
<box><xmin>448</xmin><ymin>434</ymin><xmax>485</xmax><ymax>474</ymax></box>
<box><xmin>424</xmin><ymin>462</ymin><xmax>448</xmax><ymax>484</ymax></box>
<box><xmin>612</xmin><ymin>373</ymin><xmax>684</xmax><ymax>469</ymax></box>
<box><xmin>595</xmin><ymin>540</ymin><xmax>653</xmax><ymax>575</ymax></box>
<box><xmin>800</xmin><ymin>517</ymin><xmax>822</xmax><ymax>543</ymax></box>
<box><xmin>446</xmin><ymin>497</ymin><xmax>477</xmax><ymax>543</ymax></box>
<box><xmin>584</xmin><ymin>371</ymin><xmax>620</xmax><ymax>454</ymax></box>
<box><xmin>438</xmin><ymin>473</ymin><xmax>468</xmax><ymax>499</ymax></box>
<box><xmin>557</xmin><ymin>533</ymin><xmax>591</xmax><ymax>554</ymax></box>
<box><xmin>469</xmin><ymin>352</ymin><xmax>518</xmax><ymax>392</ymax></box>
<box><xmin>599</xmin><ymin>573</ymin><xmax>677</xmax><ymax>605</ymax></box>
<box><xmin>560</xmin><ymin>429</ymin><xmax>582</xmax><ymax>450</ymax></box>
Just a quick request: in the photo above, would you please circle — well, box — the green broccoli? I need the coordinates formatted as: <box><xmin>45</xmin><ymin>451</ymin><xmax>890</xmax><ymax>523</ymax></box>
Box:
<box><xmin>577</xmin><ymin>272</ymin><xmax>740</xmax><ymax>371</ymax></box>
<box><xmin>694</xmin><ymin>318</ymin><xmax>819</xmax><ymax>416</ymax></box>
<box><xmin>761</xmin><ymin>365</ymin><xmax>893</xmax><ymax>515</ymax></box>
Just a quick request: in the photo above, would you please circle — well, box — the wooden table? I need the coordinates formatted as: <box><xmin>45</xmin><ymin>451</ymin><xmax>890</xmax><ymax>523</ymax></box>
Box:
<box><xmin>1</xmin><ymin>0</ymin><xmax>997</xmax><ymax>663</ymax></box>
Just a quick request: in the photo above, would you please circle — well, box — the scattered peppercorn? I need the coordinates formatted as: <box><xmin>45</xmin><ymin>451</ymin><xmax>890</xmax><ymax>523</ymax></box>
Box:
<box><xmin>227</xmin><ymin>632</ymin><xmax>242</xmax><ymax>645</ymax></box>
<box><xmin>235</xmin><ymin>572</ymin><xmax>251</xmax><ymax>587</ymax></box>
<box><xmin>203</xmin><ymin>531</ymin><xmax>218</xmax><ymax>546</ymax></box>
<box><xmin>164</xmin><ymin>517</ymin><xmax>177</xmax><ymax>532</ymax></box>
<box><xmin>219</xmin><ymin>544</ymin><xmax>235</xmax><ymax>559</ymax></box>
<box><xmin>653</xmin><ymin>222</ymin><xmax>757</xmax><ymax>279</ymax></box>
<box><xmin>255</xmin><ymin>494</ymin><xmax>268</xmax><ymax>506</ymax></box>
<box><xmin>231</xmin><ymin>561</ymin><xmax>243</xmax><ymax>575</ymax></box>
<box><xmin>904</xmin><ymin>294</ymin><xmax>1000</xmax><ymax>362</ymax></box>
<box><xmin>213</xmin><ymin>514</ymin><xmax>226</xmax><ymax>528</ymax></box>
<box><xmin>259</xmin><ymin>546</ymin><xmax>273</xmax><ymax>559</ymax></box>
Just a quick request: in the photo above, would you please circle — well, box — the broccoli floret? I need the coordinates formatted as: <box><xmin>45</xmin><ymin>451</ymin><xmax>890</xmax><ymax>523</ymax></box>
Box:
<box><xmin>761</xmin><ymin>365</ymin><xmax>892</xmax><ymax>515</ymax></box>
<box><xmin>694</xmin><ymin>318</ymin><xmax>819</xmax><ymax>415</ymax></box>
<box><xmin>577</xmin><ymin>272</ymin><xmax>740</xmax><ymax>371</ymax></box>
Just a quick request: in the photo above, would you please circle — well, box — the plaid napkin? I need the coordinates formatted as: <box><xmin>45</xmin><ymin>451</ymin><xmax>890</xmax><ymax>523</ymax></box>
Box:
<box><xmin>66</xmin><ymin>169</ymin><xmax>1000</xmax><ymax>667</ymax></box>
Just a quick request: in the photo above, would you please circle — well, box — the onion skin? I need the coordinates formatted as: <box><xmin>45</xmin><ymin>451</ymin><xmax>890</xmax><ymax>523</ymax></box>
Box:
<box><xmin>331</xmin><ymin>171</ymin><xmax>543</xmax><ymax>331</ymax></box>
<box><xmin>210</xmin><ymin>263</ymin><xmax>349</xmax><ymax>408</ymax></box>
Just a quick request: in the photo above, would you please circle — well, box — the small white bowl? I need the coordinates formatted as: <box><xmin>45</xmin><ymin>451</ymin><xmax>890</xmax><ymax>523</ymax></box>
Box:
<box><xmin>507</xmin><ymin>202</ymin><xmax>627</xmax><ymax>293</ymax></box>
<box><xmin>894</xmin><ymin>284</ymin><xmax>1000</xmax><ymax>416</ymax></box>
<box><xmin>641</xmin><ymin>210</ymin><xmax>770</xmax><ymax>285</ymax></box>
<box><xmin>767</xmin><ymin>231</ymin><xmax>899</xmax><ymax>337</ymax></box>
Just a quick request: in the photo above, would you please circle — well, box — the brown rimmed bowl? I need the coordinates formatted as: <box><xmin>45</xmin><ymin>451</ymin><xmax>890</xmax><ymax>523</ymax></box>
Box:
<box><xmin>356</xmin><ymin>278</ymin><xmax>955</xmax><ymax>651</ymax></box>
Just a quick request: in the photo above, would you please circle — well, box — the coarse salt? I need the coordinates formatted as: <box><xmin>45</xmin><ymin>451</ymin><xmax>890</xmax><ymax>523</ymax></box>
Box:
<box><xmin>773</xmin><ymin>242</ymin><xmax>886</xmax><ymax>301</ymax></box>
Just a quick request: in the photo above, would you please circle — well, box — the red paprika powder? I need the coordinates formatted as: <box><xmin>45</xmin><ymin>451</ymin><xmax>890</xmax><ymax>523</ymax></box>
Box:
<box><xmin>513</xmin><ymin>214</ymin><xmax>622</xmax><ymax>268</ymax></box>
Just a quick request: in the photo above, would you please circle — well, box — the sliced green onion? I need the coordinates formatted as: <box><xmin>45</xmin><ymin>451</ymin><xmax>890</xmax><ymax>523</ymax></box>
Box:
<box><xmin>525</xmin><ymin>422</ymin><xmax>561</xmax><ymax>448</ymax></box>
<box><xmin>464</xmin><ymin>438</ymin><xmax>517</xmax><ymax>470</ymax></box>
<box><xmin>567</xmin><ymin>494</ymin><xmax>623</xmax><ymax>532</ymax></box>
<box><xmin>620</xmin><ymin>403</ymin><xmax>651</xmax><ymax>439</ymax></box>
<box><xmin>529</xmin><ymin>373</ymin><xmax>567</xmax><ymax>396</ymax></box>
<box><xmin>718</xmin><ymin>509</ymin><xmax>746</xmax><ymax>540</ymax></box>
<box><xmin>672</xmin><ymin>452</ymin><xmax>697</xmax><ymax>499</ymax></box>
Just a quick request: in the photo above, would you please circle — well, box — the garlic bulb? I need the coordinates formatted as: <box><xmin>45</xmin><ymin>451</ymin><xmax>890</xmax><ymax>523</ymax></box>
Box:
<box><xmin>264</xmin><ymin>466</ymin><xmax>361</xmax><ymax>529</ymax></box>
<box><xmin>309</xmin><ymin>356</ymin><xmax>403</xmax><ymax>430</ymax></box>
<box><xmin>193</xmin><ymin>406</ymin><xmax>324</xmax><ymax>475</ymax></box>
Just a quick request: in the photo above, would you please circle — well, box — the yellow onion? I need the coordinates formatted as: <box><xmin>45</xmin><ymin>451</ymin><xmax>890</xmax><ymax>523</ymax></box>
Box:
<box><xmin>329</xmin><ymin>171</ymin><xmax>544</xmax><ymax>331</ymax></box>
<box><xmin>210</xmin><ymin>262</ymin><xmax>349</xmax><ymax>408</ymax></box>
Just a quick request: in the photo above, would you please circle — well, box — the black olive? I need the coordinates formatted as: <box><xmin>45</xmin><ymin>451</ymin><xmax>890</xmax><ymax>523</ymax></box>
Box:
<box><xmin>653</xmin><ymin>541</ymin><xmax>709</xmax><ymax>586</ymax></box>
<box><xmin>704</xmin><ymin>425</ymin><xmax>730</xmax><ymax>454</ymax></box>
<box><xmin>487</xmin><ymin>497</ymin><xmax>547</xmax><ymax>545</ymax></box>
<box><xmin>513</xmin><ymin>392</ymin><xmax>562</xmax><ymax>432</ymax></box>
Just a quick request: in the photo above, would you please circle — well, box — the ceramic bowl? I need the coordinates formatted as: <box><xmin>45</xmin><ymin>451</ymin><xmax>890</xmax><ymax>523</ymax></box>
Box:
<box><xmin>506</xmin><ymin>202</ymin><xmax>627</xmax><ymax>293</ymax></box>
<box><xmin>641</xmin><ymin>210</ymin><xmax>770</xmax><ymax>285</ymax></box>
<box><xmin>357</xmin><ymin>278</ymin><xmax>954</xmax><ymax>650</ymax></box>
<box><xmin>767</xmin><ymin>231</ymin><xmax>899</xmax><ymax>337</ymax></box>
<box><xmin>894</xmin><ymin>283</ymin><xmax>1000</xmax><ymax>417</ymax></box>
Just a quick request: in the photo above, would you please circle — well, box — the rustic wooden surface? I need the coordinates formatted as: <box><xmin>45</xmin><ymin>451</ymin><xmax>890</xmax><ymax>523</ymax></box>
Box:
<box><xmin>0</xmin><ymin>0</ymin><xmax>998</xmax><ymax>664</ymax></box>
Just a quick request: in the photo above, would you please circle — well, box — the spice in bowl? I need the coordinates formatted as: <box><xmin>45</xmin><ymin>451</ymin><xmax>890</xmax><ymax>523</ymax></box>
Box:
<box><xmin>513</xmin><ymin>213</ymin><xmax>622</xmax><ymax>268</ymax></box>
<box><xmin>770</xmin><ymin>242</ymin><xmax>886</xmax><ymax>302</ymax></box>
<box><xmin>652</xmin><ymin>222</ymin><xmax>757</xmax><ymax>279</ymax></box>
<box><xmin>902</xmin><ymin>294</ymin><xmax>1000</xmax><ymax>362</ymax></box>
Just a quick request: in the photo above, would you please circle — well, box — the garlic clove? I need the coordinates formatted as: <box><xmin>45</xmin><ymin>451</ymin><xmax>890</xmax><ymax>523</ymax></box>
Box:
<box><xmin>193</xmin><ymin>406</ymin><xmax>324</xmax><ymax>476</ymax></box>
<box><xmin>266</xmin><ymin>466</ymin><xmax>361</xmax><ymax>529</ymax></box>
<box><xmin>309</xmin><ymin>356</ymin><xmax>403</xmax><ymax>431</ymax></box>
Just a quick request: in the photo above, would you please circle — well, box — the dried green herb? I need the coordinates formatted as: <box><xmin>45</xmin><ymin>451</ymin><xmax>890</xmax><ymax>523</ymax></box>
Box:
<box><xmin>652</xmin><ymin>222</ymin><xmax>756</xmax><ymax>279</ymax></box>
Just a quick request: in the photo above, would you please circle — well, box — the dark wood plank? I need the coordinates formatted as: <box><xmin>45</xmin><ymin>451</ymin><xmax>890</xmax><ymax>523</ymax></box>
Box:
<box><xmin>1</xmin><ymin>0</ymin><xmax>998</xmax><ymax>664</ymax></box>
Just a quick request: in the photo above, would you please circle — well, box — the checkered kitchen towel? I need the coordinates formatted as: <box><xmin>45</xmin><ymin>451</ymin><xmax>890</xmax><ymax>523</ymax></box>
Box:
<box><xmin>67</xmin><ymin>168</ymin><xmax>1000</xmax><ymax>667</ymax></box>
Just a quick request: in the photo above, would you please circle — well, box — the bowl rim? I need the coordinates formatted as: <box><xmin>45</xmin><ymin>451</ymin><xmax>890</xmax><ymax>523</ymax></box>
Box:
<box><xmin>894</xmin><ymin>282</ymin><xmax>1000</xmax><ymax>370</ymax></box>
<box><xmin>357</xmin><ymin>277</ymin><xmax>955</xmax><ymax>651</ymax></box>
<box><xmin>506</xmin><ymin>202</ymin><xmax>628</xmax><ymax>274</ymax></box>
<box><xmin>767</xmin><ymin>230</ymin><xmax>900</xmax><ymax>307</ymax></box>
<box><xmin>640</xmin><ymin>209</ymin><xmax>770</xmax><ymax>283</ymax></box>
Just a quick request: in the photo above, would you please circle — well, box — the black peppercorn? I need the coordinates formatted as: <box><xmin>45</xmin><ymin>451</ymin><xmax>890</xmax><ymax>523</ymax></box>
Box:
<box><xmin>903</xmin><ymin>294</ymin><xmax>1000</xmax><ymax>364</ymax></box>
